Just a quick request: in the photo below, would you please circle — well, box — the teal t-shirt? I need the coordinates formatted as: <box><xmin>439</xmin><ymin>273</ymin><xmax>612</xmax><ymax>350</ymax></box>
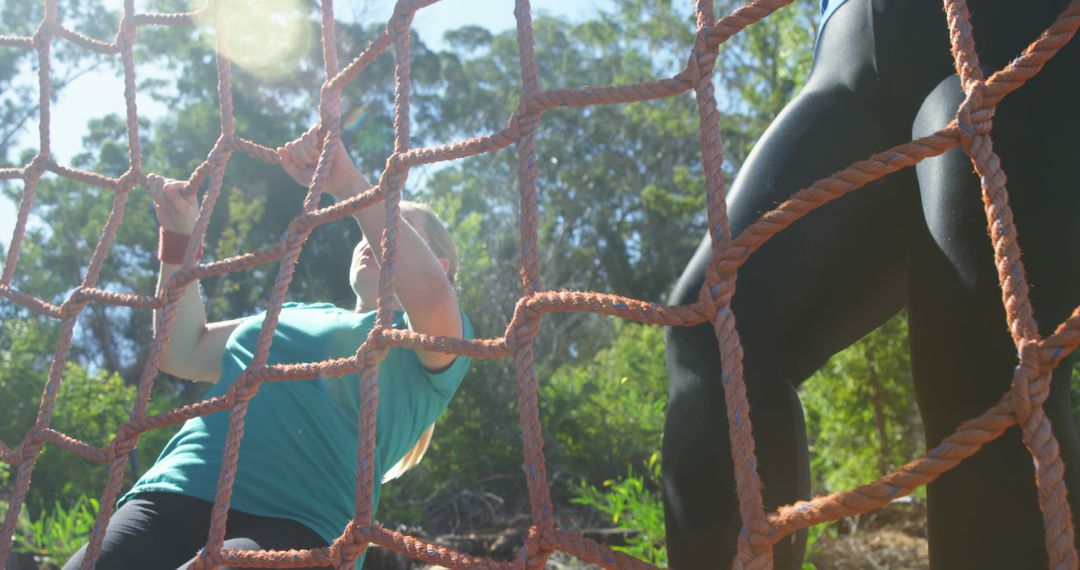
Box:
<box><xmin>122</xmin><ymin>302</ymin><xmax>472</xmax><ymax>566</ymax></box>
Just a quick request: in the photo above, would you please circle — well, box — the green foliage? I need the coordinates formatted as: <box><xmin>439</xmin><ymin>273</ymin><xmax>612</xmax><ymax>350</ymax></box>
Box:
<box><xmin>800</xmin><ymin>314</ymin><xmax>923</xmax><ymax>495</ymax></box>
<box><xmin>337</xmin><ymin>0</ymin><xmax>820</xmax><ymax>534</ymax></box>
<box><xmin>14</xmin><ymin>495</ymin><xmax>99</xmax><ymax>566</ymax></box>
<box><xmin>801</xmin><ymin>523</ymin><xmax>837</xmax><ymax>570</ymax></box>
<box><xmin>2</xmin><ymin>114</ymin><xmax>160</xmax><ymax>382</ymax></box>
<box><xmin>574</xmin><ymin>454</ymin><xmax>666</xmax><ymax>566</ymax></box>
<box><xmin>541</xmin><ymin>322</ymin><xmax>668</xmax><ymax>482</ymax></box>
<box><xmin>425</xmin><ymin>6</ymin><xmax>710</xmax><ymax>306</ymax></box>
<box><xmin>0</xmin><ymin>1</ymin><xmax>117</xmax><ymax>165</ymax></box>
<box><xmin>1</xmin><ymin>0</ymin><xmax>836</xmax><ymax>556</ymax></box>
<box><xmin>715</xmin><ymin>0</ymin><xmax>818</xmax><ymax>165</ymax></box>
<box><xmin>380</xmin><ymin>321</ymin><xmax>670</xmax><ymax>527</ymax></box>
<box><xmin>1071</xmin><ymin>359</ymin><xmax>1080</xmax><ymax>427</ymax></box>
<box><xmin>36</xmin><ymin>366</ymin><xmax>133</xmax><ymax>509</ymax></box>
<box><xmin>0</xmin><ymin>320</ymin><xmax>127</xmax><ymax>510</ymax></box>
<box><xmin>0</xmin><ymin>318</ymin><xmax>181</xmax><ymax>515</ymax></box>
<box><xmin>0</xmin><ymin>319</ymin><xmax>56</xmax><ymax>445</ymax></box>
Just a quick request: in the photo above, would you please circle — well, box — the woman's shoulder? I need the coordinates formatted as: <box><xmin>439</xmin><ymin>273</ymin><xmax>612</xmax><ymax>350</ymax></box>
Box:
<box><xmin>229</xmin><ymin>302</ymin><xmax>368</xmax><ymax>343</ymax></box>
<box><xmin>396</xmin><ymin>309</ymin><xmax>474</xmax><ymax>338</ymax></box>
<box><xmin>281</xmin><ymin>301</ymin><xmax>340</xmax><ymax>312</ymax></box>
<box><xmin>251</xmin><ymin>301</ymin><xmax>361</xmax><ymax>320</ymax></box>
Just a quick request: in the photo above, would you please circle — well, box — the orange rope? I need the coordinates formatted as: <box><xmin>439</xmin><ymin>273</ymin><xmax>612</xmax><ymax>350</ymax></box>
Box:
<box><xmin>1</xmin><ymin>0</ymin><xmax>1078</xmax><ymax>568</ymax></box>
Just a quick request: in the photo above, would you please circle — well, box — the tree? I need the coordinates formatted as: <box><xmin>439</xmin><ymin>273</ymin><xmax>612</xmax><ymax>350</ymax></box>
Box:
<box><xmin>0</xmin><ymin>0</ymin><xmax>116</xmax><ymax>165</ymax></box>
<box><xmin>3</xmin><ymin>0</ymin><xmax>851</xmax><ymax>549</ymax></box>
<box><xmin>373</xmin><ymin>0</ymin><xmax>823</xmax><ymax>532</ymax></box>
<box><xmin>1</xmin><ymin>0</ymin><xmax>444</xmax><ymax>392</ymax></box>
<box><xmin>0</xmin><ymin>319</ymin><xmax>167</xmax><ymax>517</ymax></box>
<box><xmin>800</xmin><ymin>314</ymin><xmax>923</xmax><ymax>495</ymax></box>
<box><xmin>541</xmin><ymin>321</ymin><xmax>667</xmax><ymax>484</ymax></box>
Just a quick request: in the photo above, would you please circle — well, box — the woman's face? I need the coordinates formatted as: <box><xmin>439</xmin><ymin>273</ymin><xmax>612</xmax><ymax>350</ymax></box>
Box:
<box><xmin>349</xmin><ymin>209</ymin><xmax>428</xmax><ymax>302</ymax></box>
<box><xmin>350</xmin><ymin>234</ymin><xmax>381</xmax><ymax>303</ymax></box>
<box><xmin>350</xmin><ymin>236</ymin><xmax>379</xmax><ymax>284</ymax></box>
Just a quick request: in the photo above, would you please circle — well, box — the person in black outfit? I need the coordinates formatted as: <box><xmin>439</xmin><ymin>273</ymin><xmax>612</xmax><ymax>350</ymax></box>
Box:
<box><xmin>663</xmin><ymin>1</ymin><xmax>1080</xmax><ymax>568</ymax></box>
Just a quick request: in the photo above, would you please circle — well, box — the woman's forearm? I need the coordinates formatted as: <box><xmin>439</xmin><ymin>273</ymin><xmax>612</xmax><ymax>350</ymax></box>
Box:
<box><xmin>342</xmin><ymin>174</ymin><xmax>464</xmax><ymax>367</ymax></box>
<box><xmin>154</xmin><ymin>262</ymin><xmax>236</xmax><ymax>382</ymax></box>
<box><xmin>147</xmin><ymin>177</ymin><xmax>238</xmax><ymax>382</ymax></box>
<box><xmin>276</xmin><ymin>134</ymin><xmax>463</xmax><ymax>367</ymax></box>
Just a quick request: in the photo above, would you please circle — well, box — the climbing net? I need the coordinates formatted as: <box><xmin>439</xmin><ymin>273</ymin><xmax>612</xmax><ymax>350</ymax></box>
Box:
<box><xmin>2</xmin><ymin>0</ymin><xmax>1079</xmax><ymax>568</ymax></box>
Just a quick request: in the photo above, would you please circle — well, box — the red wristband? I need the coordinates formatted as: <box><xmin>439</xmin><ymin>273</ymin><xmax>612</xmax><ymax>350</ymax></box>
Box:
<box><xmin>158</xmin><ymin>228</ymin><xmax>199</xmax><ymax>264</ymax></box>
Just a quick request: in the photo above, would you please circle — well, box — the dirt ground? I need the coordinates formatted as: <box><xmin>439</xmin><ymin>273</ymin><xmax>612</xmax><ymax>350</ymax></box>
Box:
<box><xmin>807</xmin><ymin>499</ymin><xmax>929</xmax><ymax>570</ymax></box>
<box><xmin>366</xmin><ymin>500</ymin><xmax>929</xmax><ymax>569</ymax></box>
<box><xmin>809</xmin><ymin>528</ymin><xmax>929</xmax><ymax>570</ymax></box>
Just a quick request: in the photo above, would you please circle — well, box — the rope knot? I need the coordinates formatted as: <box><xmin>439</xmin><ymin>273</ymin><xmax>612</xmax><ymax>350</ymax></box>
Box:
<box><xmin>523</xmin><ymin>527</ymin><xmax>550</xmax><ymax>570</ymax></box>
<box><xmin>25</xmin><ymin>155</ymin><xmax>49</xmax><ymax>177</ymax></box>
<box><xmin>1011</xmin><ymin>340</ymin><xmax>1044</xmax><ymax>425</ymax></box>
<box><xmin>117</xmin><ymin>168</ymin><xmax>141</xmax><ymax>191</ymax></box>
<box><xmin>32</xmin><ymin>17</ymin><xmax>57</xmax><ymax>48</ymax></box>
<box><xmin>379</xmin><ymin>160</ymin><xmax>409</xmax><ymax>198</ymax></box>
<box><xmin>329</xmin><ymin>521</ymin><xmax>368</xmax><ymax>566</ymax></box>
<box><xmin>678</xmin><ymin>51</ymin><xmax>702</xmax><ymax>86</ymax></box>
<box><xmin>19</xmin><ymin>438</ymin><xmax>45</xmax><ymax>463</ymax></box>
<box><xmin>116</xmin><ymin>15</ymin><xmax>137</xmax><ymax>48</ymax></box>
<box><xmin>679</xmin><ymin>22</ymin><xmax>718</xmax><ymax>87</ymax></box>
<box><xmin>697</xmin><ymin>252</ymin><xmax>737</xmax><ymax>317</ymax></box>
<box><xmin>60</xmin><ymin>296</ymin><xmax>87</xmax><ymax>319</ymax></box>
<box><xmin>955</xmin><ymin>80</ymin><xmax>994</xmax><ymax>150</ymax></box>
<box><xmin>281</xmin><ymin>225</ymin><xmax>306</xmax><ymax>249</ymax></box>
<box><xmin>112</xmin><ymin>422</ymin><xmax>140</xmax><ymax>453</ymax></box>
<box><xmin>231</xmin><ymin>376</ymin><xmax>260</xmax><ymax>403</ymax></box>
<box><xmin>706</xmin><ymin>275</ymin><xmax>735</xmax><ymax>308</ymax></box>
<box><xmin>501</xmin><ymin>296</ymin><xmax>542</xmax><ymax>352</ymax></box>
<box><xmin>359</xmin><ymin>342</ymin><xmax>389</xmax><ymax>371</ymax></box>
<box><xmin>386</xmin><ymin>5</ymin><xmax>414</xmax><ymax>40</ymax></box>
<box><xmin>26</xmin><ymin>430</ymin><xmax>46</xmax><ymax>449</ymax></box>
<box><xmin>112</xmin><ymin>429</ymin><xmax>139</xmax><ymax>457</ymax></box>
<box><xmin>319</xmin><ymin>85</ymin><xmax>343</xmax><ymax>124</ymax></box>
<box><xmin>696</xmin><ymin>281</ymin><xmax>718</xmax><ymax>316</ymax></box>
<box><xmin>510</xmin><ymin>98</ymin><xmax>543</xmax><ymax>139</ymax></box>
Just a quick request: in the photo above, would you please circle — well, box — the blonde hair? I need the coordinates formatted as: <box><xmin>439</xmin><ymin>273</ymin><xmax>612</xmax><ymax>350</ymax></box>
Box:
<box><xmin>383</xmin><ymin>202</ymin><xmax>456</xmax><ymax>482</ymax></box>
<box><xmin>401</xmin><ymin>200</ymin><xmax>458</xmax><ymax>285</ymax></box>
<box><xmin>383</xmin><ymin>423</ymin><xmax>435</xmax><ymax>482</ymax></box>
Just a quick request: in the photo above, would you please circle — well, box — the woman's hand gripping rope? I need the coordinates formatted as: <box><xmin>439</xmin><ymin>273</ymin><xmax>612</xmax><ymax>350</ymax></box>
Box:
<box><xmin>278</xmin><ymin>127</ymin><xmax>369</xmax><ymax>201</ymax></box>
<box><xmin>146</xmin><ymin>174</ymin><xmax>240</xmax><ymax>383</ymax></box>
<box><xmin>146</xmin><ymin>174</ymin><xmax>198</xmax><ymax>235</ymax></box>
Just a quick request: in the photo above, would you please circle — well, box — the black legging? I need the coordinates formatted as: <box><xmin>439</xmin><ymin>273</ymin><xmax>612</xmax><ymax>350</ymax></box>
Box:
<box><xmin>663</xmin><ymin>1</ymin><xmax>1080</xmax><ymax>568</ymax></box>
<box><xmin>63</xmin><ymin>492</ymin><xmax>330</xmax><ymax>570</ymax></box>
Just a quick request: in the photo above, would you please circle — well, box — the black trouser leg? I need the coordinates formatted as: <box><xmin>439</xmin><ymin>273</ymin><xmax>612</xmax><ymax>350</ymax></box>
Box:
<box><xmin>178</xmin><ymin>518</ymin><xmax>332</xmax><ymax>570</ymax></box>
<box><xmin>666</xmin><ymin>0</ymin><xmax>1080</xmax><ymax>568</ymax></box>
<box><xmin>909</xmin><ymin>41</ymin><xmax>1080</xmax><ymax>567</ymax></box>
<box><xmin>664</xmin><ymin>76</ymin><xmax>916</xmax><ymax>567</ymax></box>
<box><xmin>63</xmin><ymin>493</ymin><xmax>329</xmax><ymax>570</ymax></box>
<box><xmin>64</xmin><ymin>493</ymin><xmax>214</xmax><ymax>570</ymax></box>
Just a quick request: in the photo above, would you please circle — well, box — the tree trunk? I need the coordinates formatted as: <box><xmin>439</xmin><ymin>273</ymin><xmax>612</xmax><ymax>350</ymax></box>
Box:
<box><xmin>864</xmin><ymin>343</ymin><xmax>892</xmax><ymax>476</ymax></box>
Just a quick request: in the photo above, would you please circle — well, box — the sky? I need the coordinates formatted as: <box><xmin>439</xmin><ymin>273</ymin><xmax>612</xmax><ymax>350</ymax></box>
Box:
<box><xmin>0</xmin><ymin>0</ymin><xmax>613</xmax><ymax>249</ymax></box>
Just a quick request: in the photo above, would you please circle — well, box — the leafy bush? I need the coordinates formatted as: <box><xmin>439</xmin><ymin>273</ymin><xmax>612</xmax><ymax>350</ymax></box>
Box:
<box><xmin>14</xmin><ymin>495</ymin><xmax>98</xmax><ymax>568</ymax></box>
<box><xmin>0</xmin><ymin>318</ymin><xmax>184</xmax><ymax>516</ymax></box>
<box><xmin>802</xmin><ymin>522</ymin><xmax>837</xmax><ymax>570</ymax></box>
<box><xmin>541</xmin><ymin>321</ymin><xmax>668</xmax><ymax>484</ymax></box>
<box><xmin>1071</xmin><ymin>359</ymin><xmax>1080</xmax><ymax>427</ymax></box>
<box><xmin>568</xmin><ymin>314</ymin><xmax>916</xmax><ymax>569</ymax></box>
<box><xmin>574</xmin><ymin>453</ymin><xmax>666</xmax><ymax>566</ymax></box>
<box><xmin>555</xmin><ymin>321</ymin><xmax>669</xmax><ymax>564</ymax></box>
<box><xmin>800</xmin><ymin>314</ymin><xmax>923</xmax><ymax>495</ymax></box>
